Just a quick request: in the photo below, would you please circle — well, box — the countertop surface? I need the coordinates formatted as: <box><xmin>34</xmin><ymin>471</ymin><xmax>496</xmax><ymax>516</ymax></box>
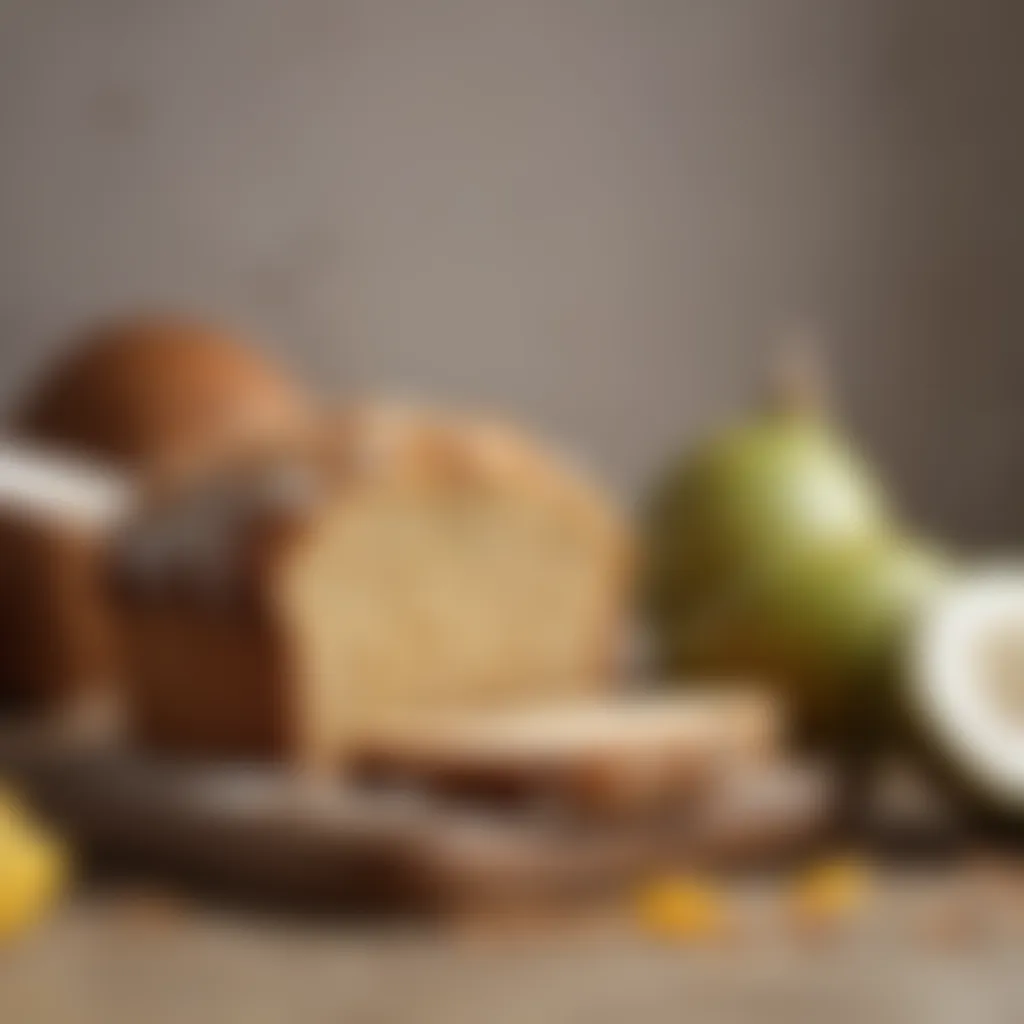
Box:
<box><xmin>4</xmin><ymin>870</ymin><xmax>1024</xmax><ymax>1024</ymax></box>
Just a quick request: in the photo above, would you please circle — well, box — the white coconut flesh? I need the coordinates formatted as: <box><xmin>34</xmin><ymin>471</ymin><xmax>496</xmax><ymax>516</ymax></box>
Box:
<box><xmin>909</xmin><ymin>569</ymin><xmax>1024</xmax><ymax>809</ymax></box>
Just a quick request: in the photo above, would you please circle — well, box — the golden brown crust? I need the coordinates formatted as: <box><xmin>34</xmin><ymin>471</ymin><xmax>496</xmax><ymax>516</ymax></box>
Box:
<box><xmin>16</xmin><ymin>313</ymin><xmax>312</xmax><ymax>478</ymax></box>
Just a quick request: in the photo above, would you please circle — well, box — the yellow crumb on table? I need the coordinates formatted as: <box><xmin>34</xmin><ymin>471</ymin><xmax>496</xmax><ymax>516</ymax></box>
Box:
<box><xmin>635</xmin><ymin>874</ymin><xmax>731</xmax><ymax>943</ymax></box>
<box><xmin>789</xmin><ymin>855</ymin><xmax>871</xmax><ymax>935</ymax></box>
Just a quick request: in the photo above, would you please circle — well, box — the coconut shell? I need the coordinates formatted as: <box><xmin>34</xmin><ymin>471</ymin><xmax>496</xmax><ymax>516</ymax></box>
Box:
<box><xmin>15</xmin><ymin>314</ymin><xmax>312</xmax><ymax>478</ymax></box>
<box><xmin>0</xmin><ymin>314</ymin><xmax>313</xmax><ymax>711</ymax></box>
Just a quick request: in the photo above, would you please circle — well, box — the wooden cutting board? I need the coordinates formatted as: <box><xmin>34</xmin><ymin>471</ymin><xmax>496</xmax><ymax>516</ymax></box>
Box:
<box><xmin>0</xmin><ymin>720</ymin><xmax>832</xmax><ymax>914</ymax></box>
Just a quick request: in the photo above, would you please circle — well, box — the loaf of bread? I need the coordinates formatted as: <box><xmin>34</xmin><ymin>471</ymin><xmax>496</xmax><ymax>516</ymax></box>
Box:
<box><xmin>0</xmin><ymin>443</ymin><xmax>133</xmax><ymax>710</ymax></box>
<box><xmin>0</xmin><ymin>315</ymin><xmax>312</xmax><ymax>710</ymax></box>
<box><xmin>112</xmin><ymin>403</ymin><xmax>632</xmax><ymax>766</ymax></box>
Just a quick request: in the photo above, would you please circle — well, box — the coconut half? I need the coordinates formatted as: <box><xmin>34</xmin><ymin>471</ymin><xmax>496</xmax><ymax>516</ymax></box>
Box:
<box><xmin>908</xmin><ymin>567</ymin><xmax>1024</xmax><ymax>817</ymax></box>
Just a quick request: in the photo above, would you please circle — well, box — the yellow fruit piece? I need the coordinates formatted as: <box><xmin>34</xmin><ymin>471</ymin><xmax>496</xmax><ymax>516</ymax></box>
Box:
<box><xmin>790</xmin><ymin>855</ymin><xmax>870</xmax><ymax>932</ymax></box>
<box><xmin>0</xmin><ymin>792</ymin><xmax>69</xmax><ymax>944</ymax></box>
<box><xmin>636</xmin><ymin>875</ymin><xmax>730</xmax><ymax>943</ymax></box>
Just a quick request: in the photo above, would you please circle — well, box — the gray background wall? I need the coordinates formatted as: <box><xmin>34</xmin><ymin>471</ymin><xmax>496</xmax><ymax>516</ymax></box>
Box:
<box><xmin>0</xmin><ymin>0</ymin><xmax>1021</xmax><ymax>544</ymax></box>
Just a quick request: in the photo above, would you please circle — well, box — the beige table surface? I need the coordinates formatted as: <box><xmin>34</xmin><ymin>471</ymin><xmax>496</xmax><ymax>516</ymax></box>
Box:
<box><xmin>3</xmin><ymin>869</ymin><xmax>1024</xmax><ymax>1024</ymax></box>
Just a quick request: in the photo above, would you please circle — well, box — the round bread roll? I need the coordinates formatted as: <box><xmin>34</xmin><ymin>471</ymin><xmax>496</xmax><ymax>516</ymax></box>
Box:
<box><xmin>16</xmin><ymin>314</ymin><xmax>312</xmax><ymax>477</ymax></box>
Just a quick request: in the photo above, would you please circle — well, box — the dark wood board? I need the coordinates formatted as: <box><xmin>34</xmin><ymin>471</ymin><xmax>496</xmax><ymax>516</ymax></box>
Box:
<box><xmin>0</xmin><ymin>720</ymin><xmax>839</xmax><ymax>914</ymax></box>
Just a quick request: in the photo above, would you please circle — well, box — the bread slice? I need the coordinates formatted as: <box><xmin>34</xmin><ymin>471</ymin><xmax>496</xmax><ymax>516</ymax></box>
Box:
<box><xmin>112</xmin><ymin>403</ymin><xmax>633</xmax><ymax>767</ymax></box>
<box><xmin>351</xmin><ymin>691</ymin><xmax>780</xmax><ymax>820</ymax></box>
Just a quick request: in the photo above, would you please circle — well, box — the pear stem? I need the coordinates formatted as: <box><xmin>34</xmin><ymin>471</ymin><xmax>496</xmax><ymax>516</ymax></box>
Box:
<box><xmin>764</xmin><ymin>330</ymin><xmax>830</xmax><ymax>417</ymax></box>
